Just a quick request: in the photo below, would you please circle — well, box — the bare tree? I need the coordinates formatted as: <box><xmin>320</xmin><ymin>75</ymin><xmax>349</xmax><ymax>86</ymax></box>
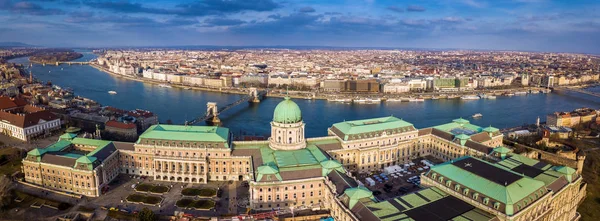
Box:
<box><xmin>0</xmin><ymin>175</ymin><xmax>14</xmax><ymax>210</ymax></box>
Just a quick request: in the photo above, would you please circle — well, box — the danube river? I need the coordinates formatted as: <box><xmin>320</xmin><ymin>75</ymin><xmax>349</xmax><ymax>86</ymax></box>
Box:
<box><xmin>9</xmin><ymin>52</ymin><xmax>600</xmax><ymax>137</ymax></box>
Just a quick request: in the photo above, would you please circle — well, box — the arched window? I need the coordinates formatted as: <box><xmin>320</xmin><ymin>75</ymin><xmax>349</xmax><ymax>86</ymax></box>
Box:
<box><xmin>289</xmin><ymin>137</ymin><xmax>292</xmax><ymax>144</ymax></box>
<box><xmin>494</xmin><ymin>202</ymin><xmax>501</xmax><ymax>210</ymax></box>
<box><xmin>483</xmin><ymin>197</ymin><xmax>489</xmax><ymax>205</ymax></box>
<box><xmin>472</xmin><ymin>193</ymin><xmax>479</xmax><ymax>200</ymax></box>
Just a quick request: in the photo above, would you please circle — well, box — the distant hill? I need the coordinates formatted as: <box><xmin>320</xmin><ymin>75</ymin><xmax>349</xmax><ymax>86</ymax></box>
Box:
<box><xmin>0</xmin><ymin>42</ymin><xmax>36</xmax><ymax>47</ymax></box>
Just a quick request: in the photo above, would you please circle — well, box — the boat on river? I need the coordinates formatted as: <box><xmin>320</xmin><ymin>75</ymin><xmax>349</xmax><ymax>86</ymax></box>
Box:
<box><xmin>386</xmin><ymin>98</ymin><xmax>403</xmax><ymax>102</ymax></box>
<box><xmin>158</xmin><ymin>84</ymin><xmax>172</xmax><ymax>88</ymax></box>
<box><xmin>472</xmin><ymin>113</ymin><xmax>483</xmax><ymax>118</ymax></box>
<box><xmin>328</xmin><ymin>98</ymin><xmax>352</xmax><ymax>103</ymax></box>
<box><xmin>108</xmin><ymin>91</ymin><xmax>117</xmax><ymax>95</ymax></box>
<box><xmin>461</xmin><ymin>95</ymin><xmax>481</xmax><ymax>100</ymax></box>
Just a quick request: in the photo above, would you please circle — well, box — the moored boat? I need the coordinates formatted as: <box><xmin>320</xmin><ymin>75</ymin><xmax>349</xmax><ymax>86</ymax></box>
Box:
<box><xmin>461</xmin><ymin>95</ymin><xmax>480</xmax><ymax>100</ymax></box>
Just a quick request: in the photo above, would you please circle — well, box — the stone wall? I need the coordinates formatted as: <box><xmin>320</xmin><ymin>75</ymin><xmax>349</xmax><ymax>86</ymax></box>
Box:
<box><xmin>508</xmin><ymin>140</ymin><xmax>578</xmax><ymax>168</ymax></box>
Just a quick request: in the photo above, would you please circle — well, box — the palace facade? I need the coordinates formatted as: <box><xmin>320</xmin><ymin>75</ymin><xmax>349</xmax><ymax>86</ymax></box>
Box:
<box><xmin>21</xmin><ymin>96</ymin><xmax>586</xmax><ymax>220</ymax></box>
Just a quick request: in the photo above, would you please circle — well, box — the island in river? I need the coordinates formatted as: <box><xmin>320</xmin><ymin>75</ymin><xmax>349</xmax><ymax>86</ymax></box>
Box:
<box><xmin>29</xmin><ymin>50</ymin><xmax>83</xmax><ymax>64</ymax></box>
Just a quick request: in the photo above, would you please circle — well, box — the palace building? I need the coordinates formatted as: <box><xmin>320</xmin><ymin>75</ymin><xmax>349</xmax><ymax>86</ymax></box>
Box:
<box><xmin>21</xmin><ymin>96</ymin><xmax>586</xmax><ymax>220</ymax></box>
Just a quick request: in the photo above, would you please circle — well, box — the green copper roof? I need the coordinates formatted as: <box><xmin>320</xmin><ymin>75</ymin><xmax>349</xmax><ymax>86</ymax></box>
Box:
<box><xmin>256</xmin><ymin>165</ymin><xmax>282</xmax><ymax>181</ymax></box>
<box><xmin>320</xmin><ymin>159</ymin><xmax>345</xmax><ymax>176</ymax></box>
<box><xmin>72</xmin><ymin>138</ymin><xmax>111</xmax><ymax>148</ymax></box>
<box><xmin>455</xmin><ymin>134</ymin><xmax>471</xmax><ymax>140</ymax></box>
<box><xmin>554</xmin><ymin>166</ymin><xmax>576</xmax><ymax>175</ymax></box>
<box><xmin>453</xmin><ymin>118</ymin><xmax>470</xmax><ymax>124</ymax></box>
<box><xmin>65</xmin><ymin>127</ymin><xmax>81</xmax><ymax>133</ymax></box>
<box><xmin>332</xmin><ymin>116</ymin><xmax>414</xmax><ymax>136</ymax></box>
<box><xmin>493</xmin><ymin>146</ymin><xmax>512</xmax><ymax>154</ymax></box>
<box><xmin>429</xmin><ymin>157</ymin><xmax>545</xmax><ymax>211</ymax></box>
<box><xmin>483</xmin><ymin>126</ymin><xmax>500</xmax><ymax>133</ymax></box>
<box><xmin>59</xmin><ymin>133</ymin><xmax>77</xmax><ymax>140</ymax></box>
<box><xmin>554</xmin><ymin>166</ymin><xmax>577</xmax><ymax>182</ymax></box>
<box><xmin>433</xmin><ymin>120</ymin><xmax>483</xmax><ymax>135</ymax></box>
<box><xmin>28</xmin><ymin>148</ymin><xmax>46</xmax><ymax>156</ymax></box>
<box><xmin>358</xmin><ymin>187</ymin><xmax>496</xmax><ymax>221</ymax></box>
<box><xmin>138</xmin><ymin>124</ymin><xmax>230</xmax><ymax>145</ymax></box>
<box><xmin>75</xmin><ymin>156</ymin><xmax>98</xmax><ymax>170</ymax></box>
<box><xmin>455</xmin><ymin>134</ymin><xmax>470</xmax><ymax>146</ymax></box>
<box><xmin>496</xmin><ymin>155</ymin><xmax>567</xmax><ymax>187</ymax></box>
<box><xmin>273</xmin><ymin>96</ymin><xmax>302</xmax><ymax>124</ymax></box>
<box><xmin>344</xmin><ymin>186</ymin><xmax>375</xmax><ymax>208</ymax></box>
<box><xmin>76</xmin><ymin>155</ymin><xmax>97</xmax><ymax>164</ymax></box>
<box><xmin>44</xmin><ymin>140</ymin><xmax>72</xmax><ymax>152</ymax></box>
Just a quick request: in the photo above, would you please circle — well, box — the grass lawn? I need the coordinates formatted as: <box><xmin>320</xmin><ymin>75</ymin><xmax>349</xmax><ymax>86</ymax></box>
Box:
<box><xmin>0</xmin><ymin>147</ymin><xmax>23</xmax><ymax>176</ymax></box>
<box><xmin>144</xmin><ymin>196</ymin><xmax>162</xmax><ymax>205</ymax></box>
<box><xmin>136</xmin><ymin>183</ymin><xmax>169</xmax><ymax>193</ymax></box>
<box><xmin>176</xmin><ymin>198</ymin><xmax>215</xmax><ymax>209</ymax></box>
<box><xmin>126</xmin><ymin>194</ymin><xmax>162</xmax><ymax>205</ymax></box>
<box><xmin>135</xmin><ymin>184</ymin><xmax>152</xmax><ymax>192</ymax></box>
<box><xmin>191</xmin><ymin>199</ymin><xmax>215</xmax><ymax>209</ymax></box>
<box><xmin>150</xmin><ymin>185</ymin><xmax>169</xmax><ymax>193</ymax></box>
<box><xmin>175</xmin><ymin>198</ymin><xmax>194</xmax><ymax>207</ymax></box>
<box><xmin>181</xmin><ymin>187</ymin><xmax>216</xmax><ymax>197</ymax></box>
<box><xmin>13</xmin><ymin>190</ymin><xmax>71</xmax><ymax>210</ymax></box>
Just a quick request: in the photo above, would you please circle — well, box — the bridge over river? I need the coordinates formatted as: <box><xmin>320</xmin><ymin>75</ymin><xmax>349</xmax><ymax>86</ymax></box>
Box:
<box><xmin>186</xmin><ymin>88</ymin><xmax>268</xmax><ymax>126</ymax></box>
<box><xmin>552</xmin><ymin>86</ymin><xmax>600</xmax><ymax>98</ymax></box>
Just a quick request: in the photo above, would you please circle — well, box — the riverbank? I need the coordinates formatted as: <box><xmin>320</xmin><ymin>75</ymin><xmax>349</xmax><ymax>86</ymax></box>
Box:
<box><xmin>90</xmin><ymin>63</ymin><xmax>249</xmax><ymax>96</ymax></box>
<box><xmin>91</xmin><ymin>63</ymin><xmax>553</xmax><ymax>101</ymax></box>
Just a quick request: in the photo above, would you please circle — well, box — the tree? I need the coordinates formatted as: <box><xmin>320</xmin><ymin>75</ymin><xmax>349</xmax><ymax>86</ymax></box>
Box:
<box><xmin>138</xmin><ymin>207</ymin><xmax>157</xmax><ymax>221</ymax></box>
<box><xmin>0</xmin><ymin>176</ymin><xmax>14</xmax><ymax>210</ymax></box>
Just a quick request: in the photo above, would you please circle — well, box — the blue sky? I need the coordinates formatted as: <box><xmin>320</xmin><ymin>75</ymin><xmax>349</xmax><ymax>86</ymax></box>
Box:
<box><xmin>0</xmin><ymin>0</ymin><xmax>599</xmax><ymax>53</ymax></box>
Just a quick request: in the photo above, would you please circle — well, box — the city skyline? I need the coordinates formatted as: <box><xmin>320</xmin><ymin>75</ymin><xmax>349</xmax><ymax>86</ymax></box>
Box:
<box><xmin>0</xmin><ymin>0</ymin><xmax>599</xmax><ymax>54</ymax></box>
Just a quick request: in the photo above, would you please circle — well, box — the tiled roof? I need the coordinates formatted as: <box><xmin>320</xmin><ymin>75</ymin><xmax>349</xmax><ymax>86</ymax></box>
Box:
<box><xmin>0</xmin><ymin>107</ymin><xmax>59</xmax><ymax>128</ymax></box>
<box><xmin>470</xmin><ymin>132</ymin><xmax>492</xmax><ymax>143</ymax></box>
<box><xmin>106</xmin><ymin>120</ymin><xmax>137</xmax><ymax>129</ymax></box>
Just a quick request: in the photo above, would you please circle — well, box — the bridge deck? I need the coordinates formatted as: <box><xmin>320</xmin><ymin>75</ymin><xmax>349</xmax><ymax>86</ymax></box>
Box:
<box><xmin>187</xmin><ymin>90</ymin><xmax>267</xmax><ymax>125</ymax></box>
<box><xmin>554</xmin><ymin>87</ymin><xmax>600</xmax><ymax>98</ymax></box>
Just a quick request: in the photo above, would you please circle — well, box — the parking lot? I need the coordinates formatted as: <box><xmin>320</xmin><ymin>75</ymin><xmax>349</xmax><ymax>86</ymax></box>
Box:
<box><xmin>359</xmin><ymin>157</ymin><xmax>441</xmax><ymax>200</ymax></box>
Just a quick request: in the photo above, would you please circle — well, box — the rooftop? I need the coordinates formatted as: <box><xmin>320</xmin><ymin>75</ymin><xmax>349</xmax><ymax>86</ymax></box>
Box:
<box><xmin>428</xmin><ymin>157</ymin><xmax>546</xmax><ymax>206</ymax></box>
<box><xmin>137</xmin><ymin>124</ymin><xmax>230</xmax><ymax>146</ymax></box>
<box><xmin>331</xmin><ymin>116</ymin><xmax>416</xmax><ymax>141</ymax></box>
<box><xmin>353</xmin><ymin>187</ymin><xmax>496</xmax><ymax>221</ymax></box>
<box><xmin>26</xmin><ymin>137</ymin><xmax>117</xmax><ymax>171</ymax></box>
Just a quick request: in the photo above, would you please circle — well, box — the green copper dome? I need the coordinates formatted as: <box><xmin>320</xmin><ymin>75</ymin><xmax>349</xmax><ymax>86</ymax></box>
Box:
<box><xmin>273</xmin><ymin>96</ymin><xmax>302</xmax><ymax>124</ymax></box>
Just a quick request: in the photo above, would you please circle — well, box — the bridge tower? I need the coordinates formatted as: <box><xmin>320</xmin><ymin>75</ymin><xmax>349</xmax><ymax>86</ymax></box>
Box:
<box><xmin>206</xmin><ymin>102</ymin><xmax>221</xmax><ymax>126</ymax></box>
<box><xmin>249</xmin><ymin>87</ymin><xmax>260</xmax><ymax>103</ymax></box>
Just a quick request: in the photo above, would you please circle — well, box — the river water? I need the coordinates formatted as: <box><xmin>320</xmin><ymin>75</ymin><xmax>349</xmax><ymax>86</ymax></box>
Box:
<box><xmin>9</xmin><ymin>52</ymin><xmax>600</xmax><ymax>137</ymax></box>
